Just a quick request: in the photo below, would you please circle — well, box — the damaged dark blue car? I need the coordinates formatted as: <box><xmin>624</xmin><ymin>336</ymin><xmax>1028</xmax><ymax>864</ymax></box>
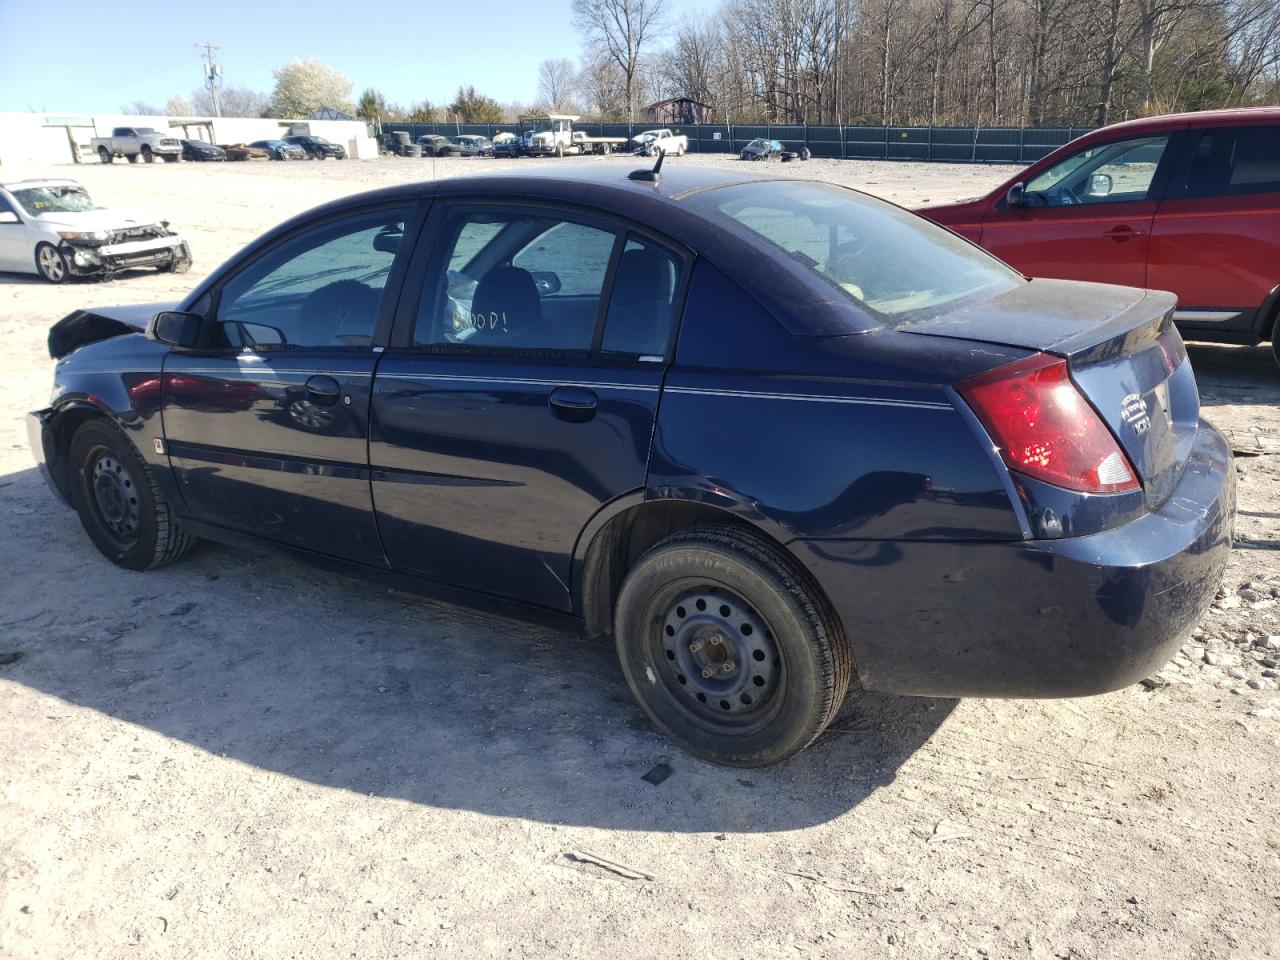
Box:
<box><xmin>28</xmin><ymin>166</ymin><xmax>1235</xmax><ymax>766</ymax></box>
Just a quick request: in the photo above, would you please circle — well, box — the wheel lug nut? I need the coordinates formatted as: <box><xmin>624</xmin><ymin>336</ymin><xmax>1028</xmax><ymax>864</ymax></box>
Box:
<box><xmin>701</xmin><ymin>667</ymin><xmax>715</xmax><ymax>679</ymax></box>
<box><xmin>689</xmin><ymin>639</ymin><xmax>704</xmax><ymax>653</ymax></box>
<box><xmin>722</xmin><ymin>661</ymin><xmax>736</xmax><ymax>673</ymax></box>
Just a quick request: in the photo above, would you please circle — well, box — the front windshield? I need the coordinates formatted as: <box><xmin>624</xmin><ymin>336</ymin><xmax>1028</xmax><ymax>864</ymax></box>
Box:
<box><xmin>310</xmin><ymin>137</ymin><xmax>330</xmax><ymax>145</ymax></box>
<box><xmin>135</xmin><ymin>128</ymin><xmax>159</xmax><ymax>135</ymax></box>
<box><xmin>12</xmin><ymin>184</ymin><xmax>101</xmax><ymax>217</ymax></box>
<box><xmin>685</xmin><ymin>180</ymin><xmax>1023</xmax><ymax>326</ymax></box>
<box><xmin>748</xmin><ymin>139</ymin><xmax>768</xmax><ymax>148</ymax></box>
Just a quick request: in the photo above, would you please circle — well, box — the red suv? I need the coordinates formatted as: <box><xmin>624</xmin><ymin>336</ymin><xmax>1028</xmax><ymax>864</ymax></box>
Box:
<box><xmin>919</xmin><ymin>108</ymin><xmax>1280</xmax><ymax>364</ymax></box>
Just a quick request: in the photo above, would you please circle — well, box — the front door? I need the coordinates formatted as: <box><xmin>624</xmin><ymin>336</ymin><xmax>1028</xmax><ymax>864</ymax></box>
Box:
<box><xmin>0</xmin><ymin>194</ymin><xmax>32</xmax><ymax>272</ymax></box>
<box><xmin>370</xmin><ymin>202</ymin><xmax>686</xmax><ymax>610</ymax></box>
<box><xmin>162</xmin><ymin>203</ymin><xmax>418</xmax><ymax>565</ymax></box>
<box><xmin>980</xmin><ymin>133</ymin><xmax>1175</xmax><ymax>288</ymax></box>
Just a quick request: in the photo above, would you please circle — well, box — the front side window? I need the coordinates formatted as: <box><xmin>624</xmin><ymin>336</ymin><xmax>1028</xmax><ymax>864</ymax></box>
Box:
<box><xmin>417</xmin><ymin>208</ymin><xmax>618</xmax><ymax>350</ymax></box>
<box><xmin>215</xmin><ymin>207</ymin><xmax>409</xmax><ymax>349</ymax></box>
<box><xmin>686</xmin><ymin>180</ymin><xmax>1022</xmax><ymax>328</ymax></box>
<box><xmin>1025</xmin><ymin>135</ymin><xmax>1170</xmax><ymax>206</ymax></box>
<box><xmin>1181</xmin><ymin>126</ymin><xmax>1280</xmax><ymax>198</ymax></box>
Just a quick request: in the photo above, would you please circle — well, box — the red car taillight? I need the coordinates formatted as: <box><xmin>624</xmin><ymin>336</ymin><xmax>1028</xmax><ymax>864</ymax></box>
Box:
<box><xmin>957</xmin><ymin>354</ymin><xmax>1140</xmax><ymax>494</ymax></box>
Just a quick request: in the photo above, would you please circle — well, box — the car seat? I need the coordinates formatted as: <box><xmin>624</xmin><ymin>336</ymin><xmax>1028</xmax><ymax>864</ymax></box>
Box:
<box><xmin>298</xmin><ymin>279</ymin><xmax>380</xmax><ymax>346</ymax></box>
<box><xmin>470</xmin><ymin>266</ymin><xmax>551</xmax><ymax>347</ymax></box>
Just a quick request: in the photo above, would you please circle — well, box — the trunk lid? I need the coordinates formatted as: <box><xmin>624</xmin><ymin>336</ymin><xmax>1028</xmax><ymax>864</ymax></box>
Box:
<box><xmin>902</xmin><ymin>278</ymin><xmax>1199</xmax><ymax>509</ymax></box>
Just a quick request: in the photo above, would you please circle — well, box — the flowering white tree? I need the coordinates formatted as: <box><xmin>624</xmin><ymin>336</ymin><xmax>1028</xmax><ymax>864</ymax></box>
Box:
<box><xmin>266</xmin><ymin>58</ymin><xmax>355</xmax><ymax>118</ymax></box>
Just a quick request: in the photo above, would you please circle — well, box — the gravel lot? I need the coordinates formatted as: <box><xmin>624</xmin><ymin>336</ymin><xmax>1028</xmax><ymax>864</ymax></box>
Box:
<box><xmin>1</xmin><ymin>153</ymin><xmax>1278</xmax><ymax>959</ymax></box>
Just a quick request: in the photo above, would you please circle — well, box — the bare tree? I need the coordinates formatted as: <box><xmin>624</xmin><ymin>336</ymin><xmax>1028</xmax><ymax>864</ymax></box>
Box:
<box><xmin>538</xmin><ymin>58</ymin><xmax>578</xmax><ymax>111</ymax></box>
<box><xmin>572</xmin><ymin>0</ymin><xmax>668</xmax><ymax>119</ymax></box>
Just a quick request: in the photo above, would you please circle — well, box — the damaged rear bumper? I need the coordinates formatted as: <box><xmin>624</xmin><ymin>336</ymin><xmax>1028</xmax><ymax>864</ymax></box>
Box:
<box><xmin>62</xmin><ymin>236</ymin><xmax>191</xmax><ymax>277</ymax></box>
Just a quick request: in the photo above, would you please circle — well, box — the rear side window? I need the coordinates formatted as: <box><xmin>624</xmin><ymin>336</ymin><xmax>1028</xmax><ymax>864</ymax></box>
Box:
<box><xmin>1180</xmin><ymin>126</ymin><xmax>1280</xmax><ymax>198</ymax></box>
<box><xmin>686</xmin><ymin>180</ymin><xmax>1021</xmax><ymax>326</ymax></box>
<box><xmin>601</xmin><ymin>237</ymin><xmax>680</xmax><ymax>357</ymax></box>
<box><xmin>416</xmin><ymin>207</ymin><xmax>618</xmax><ymax>350</ymax></box>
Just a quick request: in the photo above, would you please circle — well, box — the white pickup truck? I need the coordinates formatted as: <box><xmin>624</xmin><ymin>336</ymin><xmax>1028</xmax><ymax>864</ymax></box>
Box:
<box><xmin>90</xmin><ymin>127</ymin><xmax>183</xmax><ymax>164</ymax></box>
<box><xmin>632</xmin><ymin>129</ymin><xmax>688</xmax><ymax>156</ymax></box>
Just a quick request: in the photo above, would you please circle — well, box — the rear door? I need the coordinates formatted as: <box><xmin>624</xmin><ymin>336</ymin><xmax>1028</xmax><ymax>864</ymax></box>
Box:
<box><xmin>980</xmin><ymin>133</ymin><xmax>1177</xmax><ymax>287</ymax></box>
<box><xmin>1148</xmin><ymin>123</ymin><xmax>1280</xmax><ymax>338</ymax></box>
<box><xmin>162</xmin><ymin>203</ymin><xmax>420</xmax><ymax>564</ymax></box>
<box><xmin>369</xmin><ymin>201</ymin><xmax>687</xmax><ymax>610</ymax></box>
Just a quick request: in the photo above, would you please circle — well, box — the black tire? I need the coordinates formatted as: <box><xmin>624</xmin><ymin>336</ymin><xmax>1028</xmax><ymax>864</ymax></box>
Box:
<box><xmin>127</xmin><ymin>153</ymin><xmax>139</xmax><ymax>164</ymax></box>
<box><xmin>141</xmin><ymin>145</ymin><xmax>154</xmax><ymax>163</ymax></box>
<box><xmin>162</xmin><ymin>153</ymin><xmax>178</xmax><ymax>162</ymax></box>
<box><xmin>35</xmin><ymin>242</ymin><xmax>69</xmax><ymax>283</ymax></box>
<box><xmin>67</xmin><ymin>419</ymin><xmax>195</xmax><ymax>571</ymax></box>
<box><xmin>98</xmin><ymin>146</ymin><xmax>113</xmax><ymax>164</ymax></box>
<box><xmin>800</xmin><ymin>147</ymin><xmax>811</xmax><ymax>161</ymax></box>
<box><xmin>1271</xmin><ymin>318</ymin><xmax>1280</xmax><ymax>372</ymax></box>
<box><xmin>614</xmin><ymin>524</ymin><xmax>853</xmax><ymax>767</ymax></box>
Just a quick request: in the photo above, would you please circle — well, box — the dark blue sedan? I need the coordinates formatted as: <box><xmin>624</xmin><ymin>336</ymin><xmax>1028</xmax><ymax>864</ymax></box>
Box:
<box><xmin>27</xmin><ymin>165</ymin><xmax>1235</xmax><ymax>766</ymax></box>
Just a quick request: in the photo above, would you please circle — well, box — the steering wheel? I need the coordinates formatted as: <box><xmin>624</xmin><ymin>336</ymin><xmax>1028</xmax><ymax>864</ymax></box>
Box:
<box><xmin>1052</xmin><ymin>185</ymin><xmax>1080</xmax><ymax>206</ymax></box>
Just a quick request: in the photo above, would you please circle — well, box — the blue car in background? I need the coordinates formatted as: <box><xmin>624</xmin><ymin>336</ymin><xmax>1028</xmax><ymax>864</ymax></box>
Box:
<box><xmin>27</xmin><ymin>166</ymin><xmax>1234</xmax><ymax>766</ymax></box>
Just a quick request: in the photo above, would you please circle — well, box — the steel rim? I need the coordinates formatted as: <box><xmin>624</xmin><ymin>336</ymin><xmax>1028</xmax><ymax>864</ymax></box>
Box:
<box><xmin>38</xmin><ymin>246</ymin><xmax>65</xmax><ymax>281</ymax></box>
<box><xmin>651</xmin><ymin>584</ymin><xmax>783</xmax><ymax>728</ymax></box>
<box><xmin>89</xmin><ymin>450</ymin><xmax>141</xmax><ymax>546</ymax></box>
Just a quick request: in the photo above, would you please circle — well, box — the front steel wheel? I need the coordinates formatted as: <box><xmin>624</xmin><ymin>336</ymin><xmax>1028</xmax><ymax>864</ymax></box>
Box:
<box><xmin>614</xmin><ymin>524</ymin><xmax>853</xmax><ymax>767</ymax></box>
<box><xmin>68</xmin><ymin>419</ymin><xmax>195</xmax><ymax>570</ymax></box>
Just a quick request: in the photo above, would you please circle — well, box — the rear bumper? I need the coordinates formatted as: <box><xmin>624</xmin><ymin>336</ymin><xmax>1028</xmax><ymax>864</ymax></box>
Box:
<box><xmin>793</xmin><ymin>419</ymin><xmax>1235</xmax><ymax>698</ymax></box>
<box><xmin>27</xmin><ymin>408</ymin><xmax>70</xmax><ymax>508</ymax></box>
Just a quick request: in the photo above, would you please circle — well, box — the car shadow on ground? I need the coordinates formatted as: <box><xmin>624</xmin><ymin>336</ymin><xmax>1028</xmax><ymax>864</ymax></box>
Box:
<box><xmin>0</xmin><ymin>463</ymin><xmax>954</xmax><ymax>833</ymax></box>
<box><xmin>1187</xmin><ymin>342</ymin><xmax>1277</xmax><ymax>409</ymax></box>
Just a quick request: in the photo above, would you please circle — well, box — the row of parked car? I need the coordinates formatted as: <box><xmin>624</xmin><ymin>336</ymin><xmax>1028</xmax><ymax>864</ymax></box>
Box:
<box><xmin>91</xmin><ymin>127</ymin><xmax>348</xmax><ymax>164</ymax></box>
<box><xmin>179</xmin><ymin>135</ymin><xmax>348</xmax><ymax>162</ymax></box>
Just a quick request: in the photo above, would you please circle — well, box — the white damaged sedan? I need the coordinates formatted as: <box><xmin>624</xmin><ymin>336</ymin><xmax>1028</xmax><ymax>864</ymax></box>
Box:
<box><xmin>0</xmin><ymin>179</ymin><xmax>191</xmax><ymax>283</ymax></box>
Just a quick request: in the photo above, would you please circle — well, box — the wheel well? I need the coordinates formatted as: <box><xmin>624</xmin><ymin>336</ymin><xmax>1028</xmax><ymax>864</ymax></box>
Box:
<box><xmin>46</xmin><ymin>406</ymin><xmax>109</xmax><ymax>500</ymax></box>
<box><xmin>578</xmin><ymin>501</ymin><xmax>800</xmax><ymax>642</ymax></box>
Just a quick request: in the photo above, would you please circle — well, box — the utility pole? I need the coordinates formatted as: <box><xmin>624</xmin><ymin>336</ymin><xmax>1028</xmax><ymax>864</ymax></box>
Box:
<box><xmin>198</xmin><ymin>41</ymin><xmax>223</xmax><ymax>118</ymax></box>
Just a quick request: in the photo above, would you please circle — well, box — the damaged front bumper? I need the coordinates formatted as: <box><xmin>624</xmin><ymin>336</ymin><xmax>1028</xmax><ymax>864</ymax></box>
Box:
<box><xmin>27</xmin><ymin>408</ymin><xmax>71</xmax><ymax>508</ymax></box>
<box><xmin>61</xmin><ymin>235</ymin><xmax>191</xmax><ymax>277</ymax></box>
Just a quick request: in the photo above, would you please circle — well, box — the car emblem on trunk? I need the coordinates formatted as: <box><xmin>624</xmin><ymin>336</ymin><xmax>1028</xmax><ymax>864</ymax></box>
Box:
<box><xmin>1121</xmin><ymin>392</ymin><xmax>1151</xmax><ymax>436</ymax></box>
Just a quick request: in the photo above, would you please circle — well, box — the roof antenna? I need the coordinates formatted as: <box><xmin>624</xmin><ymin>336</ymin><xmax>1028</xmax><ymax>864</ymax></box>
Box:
<box><xmin>628</xmin><ymin>147</ymin><xmax>665</xmax><ymax>183</ymax></box>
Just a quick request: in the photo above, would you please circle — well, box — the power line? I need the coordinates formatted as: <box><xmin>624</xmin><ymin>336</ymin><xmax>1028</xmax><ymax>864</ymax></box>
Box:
<box><xmin>197</xmin><ymin>41</ymin><xmax>223</xmax><ymax>118</ymax></box>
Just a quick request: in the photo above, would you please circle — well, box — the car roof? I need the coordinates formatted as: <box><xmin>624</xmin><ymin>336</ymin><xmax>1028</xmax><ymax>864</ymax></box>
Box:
<box><xmin>1087</xmin><ymin>106</ymin><xmax>1280</xmax><ymax>137</ymax></box>
<box><xmin>0</xmin><ymin>178</ymin><xmax>81</xmax><ymax>191</ymax></box>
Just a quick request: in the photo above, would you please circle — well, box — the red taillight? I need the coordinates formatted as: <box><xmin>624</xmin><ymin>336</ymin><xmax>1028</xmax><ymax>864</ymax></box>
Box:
<box><xmin>957</xmin><ymin>354</ymin><xmax>1140</xmax><ymax>494</ymax></box>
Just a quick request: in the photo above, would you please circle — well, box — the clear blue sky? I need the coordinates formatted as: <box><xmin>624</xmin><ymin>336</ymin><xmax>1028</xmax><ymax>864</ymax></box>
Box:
<box><xmin>0</xmin><ymin>0</ymin><xmax>715</xmax><ymax>114</ymax></box>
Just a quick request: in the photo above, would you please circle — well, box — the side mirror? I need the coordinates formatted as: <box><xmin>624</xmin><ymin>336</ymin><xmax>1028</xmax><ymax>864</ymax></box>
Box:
<box><xmin>1006</xmin><ymin>182</ymin><xmax>1028</xmax><ymax>208</ymax></box>
<box><xmin>530</xmin><ymin>271</ymin><xmax>562</xmax><ymax>295</ymax></box>
<box><xmin>1087</xmin><ymin>172</ymin><xmax>1113</xmax><ymax>197</ymax></box>
<box><xmin>148</xmin><ymin>310</ymin><xmax>206</xmax><ymax>349</ymax></box>
<box><xmin>373</xmin><ymin>227</ymin><xmax>402</xmax><ymax>254</ymax></box>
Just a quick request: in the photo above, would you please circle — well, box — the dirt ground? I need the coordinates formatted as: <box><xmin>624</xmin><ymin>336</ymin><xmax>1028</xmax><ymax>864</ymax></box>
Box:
<box><xmin>1</xmin><ymin>153</ymin><xmax>1277</xmax><ymax>960</ymax></box>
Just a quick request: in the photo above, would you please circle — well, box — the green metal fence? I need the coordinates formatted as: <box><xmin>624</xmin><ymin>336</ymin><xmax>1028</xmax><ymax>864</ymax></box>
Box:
<box><xmin>380</xmin><ymin>121</ymin><xmax>1094</xmax><ymax>164</ymax></box>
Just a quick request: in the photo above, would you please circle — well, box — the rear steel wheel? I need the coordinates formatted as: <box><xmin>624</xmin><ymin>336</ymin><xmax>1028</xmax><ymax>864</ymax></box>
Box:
<box><xmin>615</xmin><ymin>524</ymin><xmax>853</xmax><ymax>767</ymax></box>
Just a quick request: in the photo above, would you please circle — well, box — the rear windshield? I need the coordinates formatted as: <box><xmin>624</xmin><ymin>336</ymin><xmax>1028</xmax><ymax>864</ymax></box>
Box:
<box><xmin>685</xmin><ymin>180</ymin><xmax>1023</xmax><ymax>327</ymax></box>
